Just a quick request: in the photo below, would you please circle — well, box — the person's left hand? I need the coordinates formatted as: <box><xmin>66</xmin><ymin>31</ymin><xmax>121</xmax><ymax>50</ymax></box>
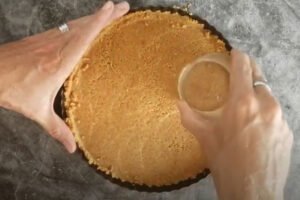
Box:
<box><xmin>0</xmin><ymin>1</ymin><xmax>130</xmax><ymax>153</ymax></box>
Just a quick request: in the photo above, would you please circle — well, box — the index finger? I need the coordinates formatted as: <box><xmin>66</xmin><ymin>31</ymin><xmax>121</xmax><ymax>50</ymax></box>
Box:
<box><xmin>229</xmin><ymin>49</ymin><xmax>254</xmax><ymax>99</ymax></box>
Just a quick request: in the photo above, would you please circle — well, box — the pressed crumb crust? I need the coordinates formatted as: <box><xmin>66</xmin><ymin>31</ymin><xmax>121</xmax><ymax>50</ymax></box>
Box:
<box><xmin>64</xmin><ymin>11</ymin><xmax>227</xmax><ymax>186</ymax></box>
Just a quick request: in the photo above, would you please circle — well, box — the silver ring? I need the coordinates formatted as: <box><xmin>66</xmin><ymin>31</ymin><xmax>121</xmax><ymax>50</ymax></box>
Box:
<box><xmin>253</xmin><ymin>80</ymin><xmax>272</xmax><ymax>92</ymax></box>
<box><xmin>58</xmin><ymin>23</ymin><xmax>70</xmax><ymax>33</ymax></box>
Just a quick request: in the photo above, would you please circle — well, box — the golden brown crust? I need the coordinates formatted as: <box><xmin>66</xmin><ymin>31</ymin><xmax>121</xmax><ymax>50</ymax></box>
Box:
<box><xmin>64</xmin><ymin>10</ymin><xmax>227</xmax><ymax>186</ymax></box>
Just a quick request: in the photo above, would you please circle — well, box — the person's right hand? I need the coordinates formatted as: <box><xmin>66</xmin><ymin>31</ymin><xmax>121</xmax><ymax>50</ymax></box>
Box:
<box><xmin>178</xmin><ymin>49</ymin><xmax>293</xmax><ymax>200</ymax></box>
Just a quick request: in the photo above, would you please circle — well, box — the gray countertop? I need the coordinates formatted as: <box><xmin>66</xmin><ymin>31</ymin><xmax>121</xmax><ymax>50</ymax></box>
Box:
<box><xmin>0</xmin><ymin>0</ymin><xmax>299</xmax><ymax>199</ymax></box>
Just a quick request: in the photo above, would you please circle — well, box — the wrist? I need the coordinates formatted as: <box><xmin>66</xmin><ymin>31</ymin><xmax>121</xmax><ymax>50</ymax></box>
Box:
<box><xmin>209</xmin><ymin>145</ymin><xmax>286</xmax><ymax>200</ymax></box>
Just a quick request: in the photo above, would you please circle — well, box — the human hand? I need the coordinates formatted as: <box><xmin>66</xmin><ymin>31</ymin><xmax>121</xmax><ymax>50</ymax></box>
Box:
<box><xmin>178</xmin><ymin>49</ymin><xmax>293</xmax><ymax>200</ymax></box>
<box><xmin>0</xmin><ymin>1</ymin><xmax>130</xmax><ymax>153</ymax></box>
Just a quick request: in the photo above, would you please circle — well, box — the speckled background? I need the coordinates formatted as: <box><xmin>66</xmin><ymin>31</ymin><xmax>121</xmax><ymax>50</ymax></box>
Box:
<box><xmin>0</xmin><ymin>0</ymin><xmax>299</xmax><ymax>199</ymax></box>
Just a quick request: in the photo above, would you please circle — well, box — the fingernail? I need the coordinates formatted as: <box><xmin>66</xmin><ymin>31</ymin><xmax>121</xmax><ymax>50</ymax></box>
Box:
<box><xmin>102</xmin><ymin>1</ymin><xmax>113</xmax><ymax>10</ymax></box>
<box><xmin>66</xmin><ymin>141</ymin><xmax>76</xmax><ymax>153</ymax></box>
<box><xmin>117</xmin><ymin>1</ymin><xmax>130</xmax><ymax>11</ymax></box>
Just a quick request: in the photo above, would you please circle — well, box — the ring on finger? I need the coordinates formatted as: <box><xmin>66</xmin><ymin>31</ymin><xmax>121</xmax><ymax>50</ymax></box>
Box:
<box><xmin>253</xmin><ymin>80</ymin><xmax>272</xmax><ymax>92</ymax></box>
<box><xmin>58</xmin><ymin>23</ymin><xmax>70</xmax><ymax>33</ymax></box>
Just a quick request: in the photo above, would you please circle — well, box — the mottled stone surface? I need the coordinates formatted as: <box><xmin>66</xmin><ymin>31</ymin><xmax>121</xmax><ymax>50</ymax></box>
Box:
<box><xmin>0</xmin><ymin>0</ymin><xmax>299</xmax><ymax>199</ymax></box>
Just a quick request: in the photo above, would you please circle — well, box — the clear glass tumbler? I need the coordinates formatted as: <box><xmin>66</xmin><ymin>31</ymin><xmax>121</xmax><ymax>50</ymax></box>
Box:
<box><xmin>178</xmin><ymin>53</ymin><xmax>231</xmax><ymax>116</ymax></box>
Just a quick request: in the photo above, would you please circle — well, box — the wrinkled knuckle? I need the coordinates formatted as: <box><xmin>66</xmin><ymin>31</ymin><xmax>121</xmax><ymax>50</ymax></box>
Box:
<box><xmin>74</xmin><ymin>31</ymin><xmax>84</xmax><ymax>41</ymax></box>
<box><xmin>263</xmin><ymin>100</ymin><xmax>282</xmax><ymax>123</ymax></box>
<box><xmin>94</xmin><ymin>11</ymin><xmax>111</xmax><ymax>24</ymax></box>
<box><xmin>241</xmin><ymin>64</ymin><xmax>252</xmax><ymax>75</ymax></box>
<box><xmin>49</xmin><ymin>127</ymin><xmax>62</xmax><ymax>140</ymax></box>
<box><xmin>233</xmin><ymin>93</ymin><xmax>257</xmax><ymax>117</ymax></box>
<box><xmin>238</xmin><ymin>93</ymin><xmax>256</xmax><ymax>108</ymax></box>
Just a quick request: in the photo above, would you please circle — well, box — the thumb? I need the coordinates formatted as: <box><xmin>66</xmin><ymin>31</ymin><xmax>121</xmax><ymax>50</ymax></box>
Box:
<box><xmin>94</xmin><ymin>1</ymin><xmax>130</xmax><ymax>26</ymax></box>
<box><xmin>88</xmin><ymin>1</ymin><xmax>115</xmax><ymax>35</ymax></box>
<box><xmin>177</xmin><ymin>101</ymin><xmax>211</xmax><ymax>140</ymax></box>
<box><xmin>42</xmin><ymin>112</ymin><xmax>76</xmax><ymax>153</ymax></box>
